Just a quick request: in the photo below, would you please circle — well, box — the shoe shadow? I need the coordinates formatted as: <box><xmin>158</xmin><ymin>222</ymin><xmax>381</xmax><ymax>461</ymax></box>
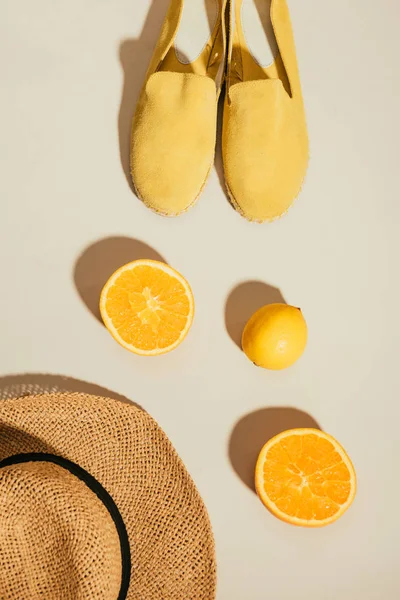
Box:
<box><xmin>73</xmin><ymin>236</ymin><xmax>167</xmax><ymax>323</ymax></box>
<box><xmin>225</xmin><ymin>280</ymin><xmax>286</xmax><ymax>349</ymax></box>
<box><xmin>0</xmin><ymin>373</ymin><xmax>142</xmax><ymax>409</ymax></box>
<box><xmin>118</xmin><ymin>0</ymin><xmax>171</xmax><ymax>194</ymax></box>
<box><xmin>214</xmin><ymin>91</ymin><xmax>230</xmax><ymax>200</ymax></box>
<box><xmin>119</xmin><ymin>1</ymin><xmax>215</xmax><ymax>199</ymax></box>
<box><xmin>229</xmin><ymin>407</ymin><xmax>321</xmax><ymax>492</ymax></box>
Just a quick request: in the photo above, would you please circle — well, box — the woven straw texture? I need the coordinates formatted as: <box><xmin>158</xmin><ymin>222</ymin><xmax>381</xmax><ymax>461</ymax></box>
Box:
<box><xmin>0</xmin><ymin>393</ymin><xmax>216</xmax><ymax>599</ymax></box>
<box><xmin>0</xmin><ymin>461</ymin><xmax>122</xmax><ymax>598</ymax></box>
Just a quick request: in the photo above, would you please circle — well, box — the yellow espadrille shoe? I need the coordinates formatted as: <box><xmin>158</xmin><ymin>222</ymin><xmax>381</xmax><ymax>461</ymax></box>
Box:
<box><xmin>222</xmin><ymin>0</ymin><xmax>309</xmax><ymax>222</ymax></box>
<box><xmin>131</xmin><ymin>0</ymin><xmax>227</xmax><ymax>216</ymax></box>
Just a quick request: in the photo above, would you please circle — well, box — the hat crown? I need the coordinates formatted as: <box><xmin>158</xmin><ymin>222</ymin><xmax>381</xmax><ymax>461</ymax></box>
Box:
<box><xmin>0</xmin><ymin>459</ymin><xmax>122</xmax><ymax>599</ymax></box>
<box><xmin>0</xmin><ymin>392</ymin><xmax>217</xmax><ymax>599</ymax></box>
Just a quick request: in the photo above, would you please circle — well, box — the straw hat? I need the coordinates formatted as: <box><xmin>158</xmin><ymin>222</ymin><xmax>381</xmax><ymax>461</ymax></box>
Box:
<box><xmin>0</xmin><ymin>392</ymin><xmax>216</xmax><ymax>599</ymax></box>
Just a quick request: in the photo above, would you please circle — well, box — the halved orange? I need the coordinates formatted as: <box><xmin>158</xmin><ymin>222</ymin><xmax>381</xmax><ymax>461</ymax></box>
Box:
<box><xmin>100</xmin><ymin>260</ymin><xmax>194</xmax><ymax>356</ymax></box>
<box><xmin>255</xmin><ymin>428</ymin><xmax>356</xmax><ymax>527</ymax></box>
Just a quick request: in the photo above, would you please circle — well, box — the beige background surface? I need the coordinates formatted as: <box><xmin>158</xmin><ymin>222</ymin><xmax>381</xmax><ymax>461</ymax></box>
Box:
<box><xmin>1</xmin><ymin>1</ymin><xmax>400</xmax><ymax>598</ymax></box>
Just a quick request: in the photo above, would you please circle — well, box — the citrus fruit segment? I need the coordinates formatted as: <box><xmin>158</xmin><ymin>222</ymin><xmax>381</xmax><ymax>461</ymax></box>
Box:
<box><xmin>242</xmin><ymin>303</ymin><xmax>307</xmax><ymax>370</ymax></box>
<box><xmin>255</xmin><ymin>428</ymin><xmax>356</xmax><ymax>527</ymax></box>
<box><xmin>100</xmin><ymin>260</ymin><xmax>194</xmax><ymax>355</ymax></box>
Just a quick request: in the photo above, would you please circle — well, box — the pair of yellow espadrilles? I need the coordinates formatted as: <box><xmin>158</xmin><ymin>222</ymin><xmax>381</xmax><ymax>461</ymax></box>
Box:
<box><xmin>131</xmin><ymin>0</ymin><xmax>308</xmax><ymax>223</ymax></box>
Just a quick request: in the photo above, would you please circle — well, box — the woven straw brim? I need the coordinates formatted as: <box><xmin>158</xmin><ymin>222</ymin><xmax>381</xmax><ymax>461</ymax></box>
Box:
<box><xmin>0</xmin><ymin>393</ymin><xmax>216</xmax><ymax>599</ymax></box>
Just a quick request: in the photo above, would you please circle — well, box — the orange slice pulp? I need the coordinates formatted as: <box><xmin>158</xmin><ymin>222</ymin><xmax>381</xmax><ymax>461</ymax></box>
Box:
<box><xmin>255</xmin><ymin>428</ymin><xmax>356</xmax><ymax>527</ymax></box>
<box><xmin>100</xmin><ymin>260</ymin><xmax>194</xmax><ymax>355</ymax></box>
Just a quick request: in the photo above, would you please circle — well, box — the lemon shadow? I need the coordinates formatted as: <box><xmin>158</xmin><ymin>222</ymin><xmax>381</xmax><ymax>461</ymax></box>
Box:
<box><xmin>225</xmin><ymin>280</ymin><xmax>286</xmax><ymax>349</ymax></box>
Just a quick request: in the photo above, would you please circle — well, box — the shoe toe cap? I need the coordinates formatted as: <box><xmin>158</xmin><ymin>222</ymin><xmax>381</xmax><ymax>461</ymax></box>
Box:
<box><xmin>131</xmin><ymin>72</ymin><xmax>217</xmax><ymax>216</ymax></box>
<box><xmin>223</xmin><ymin>80</ymin><xmax>309</xmax><ymax>222</ymax></box>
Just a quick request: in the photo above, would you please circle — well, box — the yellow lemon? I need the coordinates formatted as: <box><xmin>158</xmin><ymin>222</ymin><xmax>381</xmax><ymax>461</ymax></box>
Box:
<box><xmin>242</xmin><ymin>304</ymin><xmax>307</xmax><ymax>370</ymax></box>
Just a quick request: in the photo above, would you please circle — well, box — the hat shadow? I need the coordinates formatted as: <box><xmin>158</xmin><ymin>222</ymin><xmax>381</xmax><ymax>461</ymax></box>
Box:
<box><xmin>0</xmin><ymin>424</ymin><xmax>56</xmax><ymax>459</ymax></box>
<box><xmin>225</xmin><ymin>280</ymin><xmax>286</xmax><ymax>349</ymax></box>
<box><xmin>228</xmin><ymin>407</ymin><xmax>321</xmax><ymax>492</ymax></box>
<box><xmin>0</xmin><ymin>373</ymin><xmax>141</xmax><ymax>410</ymax></box>
<box><xmin>73</xmin><ymin>236</ymin><xmax>167</xmax><ymax>323</ymax></box>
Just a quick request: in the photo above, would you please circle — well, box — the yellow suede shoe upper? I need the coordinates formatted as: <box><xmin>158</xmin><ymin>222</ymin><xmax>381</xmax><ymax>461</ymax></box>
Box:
<box><xmin>222</xmin><ymin>0</ymin><xmax>309</xmax><ymax>222</ymax></box>
<box><xmin>131</xmin><ymin>0</ymin><xmax>226</xmax><ymax>216</ymax></box>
